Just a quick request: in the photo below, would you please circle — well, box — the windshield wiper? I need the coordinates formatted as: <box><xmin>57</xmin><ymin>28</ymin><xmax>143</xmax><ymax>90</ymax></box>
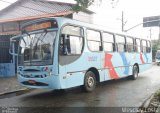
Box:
<box><xmin>35</xmin><ymin>29</ymin><xmax>48</xmax><ymax>44</ymax></box>
<box><xmin>23</xmin><ymin>30</ymin><xmax>33</xmax><ymax>65</ymax></box>
<box><xmin>33</xmin><ymin>29</ymin><xmax>48</xmax><ymax>58</ymax></box>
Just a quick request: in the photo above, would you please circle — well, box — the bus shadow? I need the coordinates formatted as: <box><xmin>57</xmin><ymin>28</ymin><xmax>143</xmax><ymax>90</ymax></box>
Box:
<box><xmin>21</xmin><ymin>75</ymin><xmax>146</xmax><ymax>106</ymax></box>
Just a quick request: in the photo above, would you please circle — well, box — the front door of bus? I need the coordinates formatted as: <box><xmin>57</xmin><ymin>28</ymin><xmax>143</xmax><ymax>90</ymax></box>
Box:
<box><xmin>59</xmin><ymin>33</ymin><xmax>85</xmax><ymax>88</ymax></box>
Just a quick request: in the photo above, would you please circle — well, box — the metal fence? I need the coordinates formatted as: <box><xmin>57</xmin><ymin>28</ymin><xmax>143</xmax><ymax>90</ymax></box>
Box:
<box><xmin>0</xmin><ymin>35</ymin><xmax>15</xmax><ymax>77</ymax></box>
<box><xmin>0</xmin><ymin>35</ymin><xmax>13</xmax><ymax>63</ymax></box>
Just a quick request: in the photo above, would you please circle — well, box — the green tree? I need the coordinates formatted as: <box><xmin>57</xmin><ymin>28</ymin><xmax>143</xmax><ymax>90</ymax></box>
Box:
<box><xmin>72</xmin><ymin>0</ymin><xmax>95</xmax><ymax>12</ymax></box>
<box><xmin>72</xmin><ymin>0</ymin><xmax>118</xmax><ymax>12</ymax></box>
<box><xmin>73</xmin><ymin>0</ymin><xmax>107</xmax><ymax>12</ymax></box>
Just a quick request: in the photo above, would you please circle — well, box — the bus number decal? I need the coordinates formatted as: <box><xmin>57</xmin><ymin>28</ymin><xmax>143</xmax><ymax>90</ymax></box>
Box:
<box><xmin>88</xmin><ymin>56</ymin><xmax>97</xmax><ymax>62</ymax></box>
<box><xmin>104</xmin><ymin>53</ymin><xmax>119</xmax><ymax>79</ymax></box>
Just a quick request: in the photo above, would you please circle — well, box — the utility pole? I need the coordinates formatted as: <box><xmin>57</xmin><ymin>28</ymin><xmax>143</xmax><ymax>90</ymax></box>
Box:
<box><xmin>117</xmin><ymin>11</ymin><xmax>126</xmax><ymax>32</ymax></box>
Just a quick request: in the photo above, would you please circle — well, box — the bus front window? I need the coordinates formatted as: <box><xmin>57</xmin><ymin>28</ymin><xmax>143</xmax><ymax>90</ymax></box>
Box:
<box><xmin>18</xmin><ymin>31</ymin><xmax>56</xmax><ymax>66</ymax></box>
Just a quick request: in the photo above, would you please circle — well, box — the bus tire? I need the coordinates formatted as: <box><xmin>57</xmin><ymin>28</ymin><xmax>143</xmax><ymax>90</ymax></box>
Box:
<box><xmin>83</xmin><ymin>71</ymin><xmax>96</xmax><ymax>92</ymax></box>
<box><xmin>129</xmin><ymin>65</ymin><xmax>139</xmax><ymax>80</ymax></box>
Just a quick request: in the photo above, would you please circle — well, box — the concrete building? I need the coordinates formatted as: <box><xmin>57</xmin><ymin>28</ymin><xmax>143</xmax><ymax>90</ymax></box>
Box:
<box><xmin>0</xmin><ymin>0</ymin><xmax>94</xmax><ymax>77</ymax></box>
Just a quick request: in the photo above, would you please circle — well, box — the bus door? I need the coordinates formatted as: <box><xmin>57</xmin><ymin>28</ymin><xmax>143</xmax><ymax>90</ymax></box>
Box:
<box><xmin>59</xmin><ymin>25</ymin><xmax>84</xmax><ymax>88</ymax></box>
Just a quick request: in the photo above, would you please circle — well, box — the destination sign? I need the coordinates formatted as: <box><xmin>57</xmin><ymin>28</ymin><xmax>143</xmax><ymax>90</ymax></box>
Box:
<box><xmin>22</xmin><ymin>20</ymin><xmax>58</xmax><ymax>32</ymax></box>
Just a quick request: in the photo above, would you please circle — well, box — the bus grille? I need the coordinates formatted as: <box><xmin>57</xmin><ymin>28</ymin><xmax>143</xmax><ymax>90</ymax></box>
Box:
<box><xmin>21</xmin><ymin>74</ymin><xmax>47</xmax><ymax>78</ymax></box>
<box><xmin>22</xmin><ymin>81</ymin><xmax>48</xmax><ymax>86</ymax></box>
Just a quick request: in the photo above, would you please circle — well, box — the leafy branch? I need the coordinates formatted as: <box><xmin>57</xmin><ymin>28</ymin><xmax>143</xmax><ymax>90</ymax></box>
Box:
<box><xmin>72</xmin><ymin>0</ymin><xmax>99</xmax><ymax>12</ymax></box>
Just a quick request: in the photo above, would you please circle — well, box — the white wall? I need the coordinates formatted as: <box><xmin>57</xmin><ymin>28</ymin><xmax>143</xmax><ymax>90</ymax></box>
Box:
<box><xmin>73</xmin><ymin>11</ymin><xmax>93</xmax><ymax>24</ymax></box>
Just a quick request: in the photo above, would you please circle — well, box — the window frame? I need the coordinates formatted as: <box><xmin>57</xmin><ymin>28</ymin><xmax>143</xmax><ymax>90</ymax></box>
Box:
<box><xmin>86</xmin><ymin>29</ymin><xmax>102</xmax><ymax>52</ymax></box>
<box><xmin>134</xmin><ymin>38</ymin><xmax>141</xmax><ymax>53</ymax></box>
<box><xmin>147</xmin><ymin>40</ymin><xmax>151</xmax><ymax>53</ymax></box>
<box><xmin>141</xmin><ymin>39</ymin><xmax>147</xmax><ymax>53</ymax></box>
<box><xmin>126</xmin><ymin>36</ymin><xmax>134</xmax><ymax>53</ymax></box>
<box><xmin>59</xmin><ymin>24</ymin><xmax>85</xmax><ymax>56</ymax></box>
<box><xmin>115</xmin><ymin>34</ymin><xmax>126</xmax><ymax>52</ymax></box>
<box><xmin>102</xmin><ymin>32</ymin><xmax>115</xmax><ymax>52</ymax></box>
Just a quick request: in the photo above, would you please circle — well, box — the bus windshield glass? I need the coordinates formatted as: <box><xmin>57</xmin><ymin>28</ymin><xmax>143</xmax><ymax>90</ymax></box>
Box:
<box><xmin>18</xmin><ymin>31</ymin><xmax>56</xmax><ymax>66</ymax></box>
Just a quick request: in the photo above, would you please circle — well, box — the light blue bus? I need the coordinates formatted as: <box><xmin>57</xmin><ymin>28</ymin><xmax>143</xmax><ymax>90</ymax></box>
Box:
<box><xmin>11</xmin><ymin>17</ymin><xmax>152</xmax><ymax>92</ymax></box>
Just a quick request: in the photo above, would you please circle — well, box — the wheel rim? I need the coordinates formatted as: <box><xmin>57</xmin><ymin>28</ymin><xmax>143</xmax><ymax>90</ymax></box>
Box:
<box><xmin>87</xmin><ymin>76</ymin><xmax>94</xmax><ymax>88</ymax></box>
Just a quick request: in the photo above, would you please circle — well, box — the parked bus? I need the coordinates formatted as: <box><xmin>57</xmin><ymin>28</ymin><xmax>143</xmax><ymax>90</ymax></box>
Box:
<box><xmin>10</xmin><ymin>17</ymin><xmax>152</xmax><ymax>92</ymax></box>
<box><xmin>155</xmin><ymin>50</ymin><xmax>160</xmax><ymax>65</ymax></box>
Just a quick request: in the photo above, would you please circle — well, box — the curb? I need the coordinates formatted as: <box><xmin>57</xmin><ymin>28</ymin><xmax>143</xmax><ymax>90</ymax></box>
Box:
<box><xmin>141</xmin><ymin>94</ymin><xmax>154</xmax><ymax>108</ymax></box>
<box><xmin>0</xmin><ymin>88</ymin><xmax>28</xmax><ymax>96</ymax></box>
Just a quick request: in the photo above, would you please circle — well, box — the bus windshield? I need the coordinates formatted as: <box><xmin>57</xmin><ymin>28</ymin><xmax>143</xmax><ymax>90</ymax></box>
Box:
<box><xmin>18</xmin><ymin>31</ymin><xmax>57</xmax><ymax>66</ymax></box>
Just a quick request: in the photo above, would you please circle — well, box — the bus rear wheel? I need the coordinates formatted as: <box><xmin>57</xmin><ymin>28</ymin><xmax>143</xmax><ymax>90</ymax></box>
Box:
<box><xmin>129</xmin><ymin>65</ymin><xmax>139</xmax><ymax>80</ymax></box>
<box><xmin>83</xmin><ymin>71</ymin><xmax>96</xmax><ymax>92</ymax></box>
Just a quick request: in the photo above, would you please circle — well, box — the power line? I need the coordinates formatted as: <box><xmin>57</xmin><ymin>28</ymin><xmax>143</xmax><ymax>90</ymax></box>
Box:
<box><xmin>125</xmin><ymin>19</ymin><xmax>160</xmax><ymax>32</ymax></box>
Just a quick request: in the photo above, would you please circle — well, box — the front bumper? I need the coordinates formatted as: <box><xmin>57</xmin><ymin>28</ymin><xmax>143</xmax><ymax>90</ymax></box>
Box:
<box><xmin>17</xmin><ymin>74</ymin><xmax>61</xmax><ymax>89</ymax></box>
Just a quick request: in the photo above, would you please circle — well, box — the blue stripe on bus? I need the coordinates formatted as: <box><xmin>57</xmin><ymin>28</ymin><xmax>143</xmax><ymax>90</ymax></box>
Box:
<box><xmin>144</xmin><ymin>53</ymin><xmax>148</xmax><ymax>63</ymax></box>
<box><xmin>120</xmin><ymin>53</ymin><xmax>130</xmax><ymax>75</ymax></box>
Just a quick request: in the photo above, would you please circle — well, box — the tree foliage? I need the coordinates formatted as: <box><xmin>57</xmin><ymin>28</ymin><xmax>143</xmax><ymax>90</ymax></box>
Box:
<box><xmin>72</xmin><ymin>0</ymin><xmax>118</xmax><ymax>12</ymax></box>
<box><xmin>72</xmin><ymin>0</ymin><xmax>103</xmax><ymax>12</ymax></box>
<box><xmin>72</xmin><ymin>0</ymin><xmax>94</xmax><ymax>12</ymax></box>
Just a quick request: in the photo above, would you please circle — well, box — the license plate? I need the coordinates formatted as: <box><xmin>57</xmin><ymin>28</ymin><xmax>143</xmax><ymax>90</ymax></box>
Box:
<box><xmin>28</xmin><ymin>80</ymin><xmax>36</xmax><ymax>84</ymax></box>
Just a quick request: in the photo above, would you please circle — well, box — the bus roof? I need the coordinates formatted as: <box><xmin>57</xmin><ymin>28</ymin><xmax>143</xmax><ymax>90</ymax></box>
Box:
<box><xmin>21</xmin><ymin>17</ymin><xmax>147</xmax><ymax>40</ymax></box>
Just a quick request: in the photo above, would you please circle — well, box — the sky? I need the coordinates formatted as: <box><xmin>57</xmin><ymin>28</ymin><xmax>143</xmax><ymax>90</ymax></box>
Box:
<box><xmin>90</xmin><ymin>0</ymin><xmax>160</xmax><ymax>39</ymax></box>
<box><xmin>0</xmin><ymin>0</ymin><xmax>159</xmax><ymax>39</ymax></box>
<box><xmin>0</xmin><ymin>0</ymin><xmax>17</xmax><ymax>10</ymax></box>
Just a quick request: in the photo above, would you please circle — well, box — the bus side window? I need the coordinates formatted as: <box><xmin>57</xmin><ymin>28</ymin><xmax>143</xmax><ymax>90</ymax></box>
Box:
<box><xmin>59</xmin><ymin>34</ymin><xmax>71</xmax><ymax>55</ymax></box>
<box><xmin>135</xmin><ymin>39</ymin><xmax>141</xmax><ymax>52</ymax></box>
<box><xmin>147</xmin><ymin>40</ymin><xmax>151</xmax><ymax>53</ymax></box>
<box><xmin>126</xmin><ymin>37</ymin><xmax>134</xmax><ymax>52</ymax></box>
<box><xmin>141</xmin><ymin>40</ymin><xmax>147</xmax><ymax>53</ymax></box>
<box><xmin>103</xmin><ymin>32</ymin><xmax>115</xmax><ymax>52</ymax></box>
<box><xmin>60</xmin><ymin>25</ymin><xmax>83</xmax><ymax>56</ymax></box>
<box><xmin>59</xmin><ymin>34</ymin><xmax>65</xmax><ymax>55</ymax></box>
<box><xmin>87</xmin><ymin>29</ymin><xmax>102</xmax><ymax>52</ymax></box>
<box><xmin>115</xmin><ymin>35</ymin><xmax>125</xmax><ymax>52</ymax></box>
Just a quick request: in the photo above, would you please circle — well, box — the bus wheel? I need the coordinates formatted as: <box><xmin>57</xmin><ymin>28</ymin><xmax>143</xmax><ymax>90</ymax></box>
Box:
<box><xmin>83</xmin><ymin>71</ymin><xmax>96</xmax><ymax>92</ymax></box>
<box><xmin>129</xmin><ymin>65</ymin><xmax>139</xmax><ymax>80</ymax></box>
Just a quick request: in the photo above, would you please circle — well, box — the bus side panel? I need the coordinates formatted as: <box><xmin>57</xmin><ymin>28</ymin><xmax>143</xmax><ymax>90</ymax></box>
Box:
<box><xmin>103</xmin><ymin>52</ymin><xmax>133</xmax><ymax>80</ymax></box>
<box><xmin>86</xmin><ymin>52</ymin><xmax>104</xmax><ymax>82</ymax></box>
<box><xmin>139</xmin><ymin>52</ymin><xmax>152</xmax><ymax>73</ymax></box>
<box><xmin>59</xmin><ymin>51</ymin><xmax>103</xmax><ymax>89</ymax></box>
